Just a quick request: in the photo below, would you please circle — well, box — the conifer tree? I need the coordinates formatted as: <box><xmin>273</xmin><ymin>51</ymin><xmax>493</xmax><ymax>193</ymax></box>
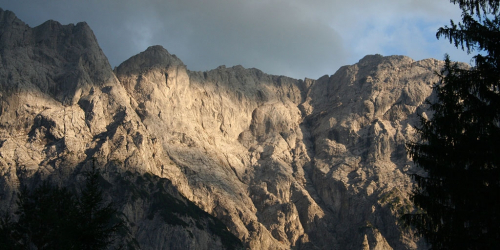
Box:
<box><xmin>0</xmin><ymin>165</ymin><xmax>126</xmax><ymax>249</ymax></box>
<box><xmin>3</xmin><ymin>181</ymin><xmax>78</xmax><ymax>249</ymax></box>
<box><xmin>76</xmin><ymin>165</ymin><xmax>125</xmax><ymax>250</ymax></box>
<box><xmin>405</xmin><ymin>0</ymin><xmax>500</xmax><ymax>249</ymax></box>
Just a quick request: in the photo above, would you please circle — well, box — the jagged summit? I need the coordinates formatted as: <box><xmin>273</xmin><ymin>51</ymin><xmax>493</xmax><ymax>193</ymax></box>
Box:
<box><xmin>0</xmin><ymin>8</ymin><xmax>96</xmax><ymax>49</ymax></box>
<box><xmin>0</xmin><ymin>8</ymin><xmax>24</xmax><ymax>25</ymax></box>
<box><xmin>356</xmin><ymin>54</ymin><xmax>414</xmax><ymax>67</ymax></box>
<box><xmin>115</xmin><ymin>45</ymin><xmax>184</xmax><ymax>76</ymax></box>
<box><xmin>0</xmin><ymin>8</ymin><xmax>113</xmax><ymax>108</ymax></box>
<box><xmin>33</xmin><ymin>19</ymin><xmax>96</xmax><ymax>47</ymax></box>
<box><xmin>0</xmin><ymin>8</ymin><xmax>30</xmax><ymax>48</ymax></box>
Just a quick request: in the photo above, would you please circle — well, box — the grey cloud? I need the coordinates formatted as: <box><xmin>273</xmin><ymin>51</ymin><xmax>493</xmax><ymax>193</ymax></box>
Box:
<box><xmin>0</xmin><ymin>0</ymin><xmax>473</xmax><ymax>79</ymax></box>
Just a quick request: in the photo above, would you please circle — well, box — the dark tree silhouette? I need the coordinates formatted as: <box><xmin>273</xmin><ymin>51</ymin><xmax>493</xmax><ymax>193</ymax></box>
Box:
<box><xmin>15</xmin><ymin>181</ymin><xmax>78</xmax><ymax>249</ymax></box>
<box><xmin>405</xmin><ymin>0</ymin><xmax>500</xmax><ymax>249</ymax></box>
<box><xmin>0</xmin><ymin>165</ymin><xmax>125</xmax><ymax>250</ymax></box>
<box><xmin>76</xmin><ymin>165</ymin><xmax>125</xmax><ymax>250</ymax></box>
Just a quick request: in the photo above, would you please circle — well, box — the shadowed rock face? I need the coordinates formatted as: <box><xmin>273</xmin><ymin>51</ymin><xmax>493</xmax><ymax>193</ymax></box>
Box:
<box><xmin>0</xmin><ymin>8</ymin><xmax>446</xmax><ymax>249</ymax></box>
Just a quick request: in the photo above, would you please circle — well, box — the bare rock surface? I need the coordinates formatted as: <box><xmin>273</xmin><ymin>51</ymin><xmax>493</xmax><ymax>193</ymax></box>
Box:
<box><xmin>0</xmin><ymin>9</ymin><xmax>448</xmax><ymax>249</ymax></box>
<box><xmin>0</xmin><ymin>8</ymin><xmax>240</xmax><ymax>249</ymax></box>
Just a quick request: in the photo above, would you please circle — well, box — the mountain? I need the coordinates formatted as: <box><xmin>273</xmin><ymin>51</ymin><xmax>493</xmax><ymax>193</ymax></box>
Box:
<box><xmin>0</xmin><ymin>8</ymin><xmax>447</xmax><ymax>249</ymax></box>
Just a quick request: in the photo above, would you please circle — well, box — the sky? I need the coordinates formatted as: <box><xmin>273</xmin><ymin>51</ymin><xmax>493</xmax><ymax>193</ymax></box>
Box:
<box><xmin>0</xmin><ymin>0</ymin><xmax>474</xmax><ymax>79</ymax></box>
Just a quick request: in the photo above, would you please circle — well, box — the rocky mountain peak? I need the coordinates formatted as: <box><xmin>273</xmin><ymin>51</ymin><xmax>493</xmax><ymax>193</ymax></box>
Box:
<box><xmin>0</xmin><ymin>8</ymin><xmax>23</xmax><ymax>26</ymax></box>
<box><xmin>357</xmin><ymin>54</ymin><xmax>414</xmax><ymax>68</ymax></box>
<box><xmin>0</xmin><ymin>9</ymin><xmax>117</xmax><ymax>136</ymax></box>
<box><xmin>0</xmin><ymin>8</ymin><xmax>30</xmax><ymax>48</ymax></box>
<box><xmin>33</xmin><ymin>19</ymin><xmax>96</xmax><ymax>48</ymax></box>
<box><xmin>0</xmin><ymin>8</ymin><xmax>21</xmax><ymax>25</ymax></box>
<box><xmin>114</xmin><ymin>45</ymin><xmax>184</xmax><ymax>76</ymax></box>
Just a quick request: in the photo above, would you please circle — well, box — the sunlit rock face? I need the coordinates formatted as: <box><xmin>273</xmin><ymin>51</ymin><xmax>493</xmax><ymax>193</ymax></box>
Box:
<box><xmin>0</xmin><ymin>8</ymin><xmax>445</xmax><ymax>249</ymax></box>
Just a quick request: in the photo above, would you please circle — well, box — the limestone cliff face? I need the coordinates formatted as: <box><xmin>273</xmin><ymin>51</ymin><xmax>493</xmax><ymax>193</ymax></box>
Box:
<box><xmin>0</xmin><ymin>9</ymin><xmax>241</xmax><ymax>249</ymax></box>
<box><xmin>0</xmin><ymin>9</ymin><xmax>444</xmax><ymax>249</ymax></box>
<box><xmin>302</xmin><ymin>55</ymin><xmax>440</xmax><ymax>249</ymax></box>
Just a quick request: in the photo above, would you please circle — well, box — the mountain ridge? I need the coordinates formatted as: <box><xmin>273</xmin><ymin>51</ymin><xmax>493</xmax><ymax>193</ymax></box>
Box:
<box><xmin>0</xmin><ymin>9</ymin><xmax>448</xmax><ymax>249</ymax></box>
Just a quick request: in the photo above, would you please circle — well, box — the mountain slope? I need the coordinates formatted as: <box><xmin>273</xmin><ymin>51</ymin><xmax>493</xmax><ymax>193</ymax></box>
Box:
<box><xmin>0</xmin><ymin>8</ymin><xmax>241</xmax><ymax>249</ymax></box>
<box><xmin>0</xmin><ymin>9</ymin><xmax>447</xmax><ymax>249</ymax></box>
